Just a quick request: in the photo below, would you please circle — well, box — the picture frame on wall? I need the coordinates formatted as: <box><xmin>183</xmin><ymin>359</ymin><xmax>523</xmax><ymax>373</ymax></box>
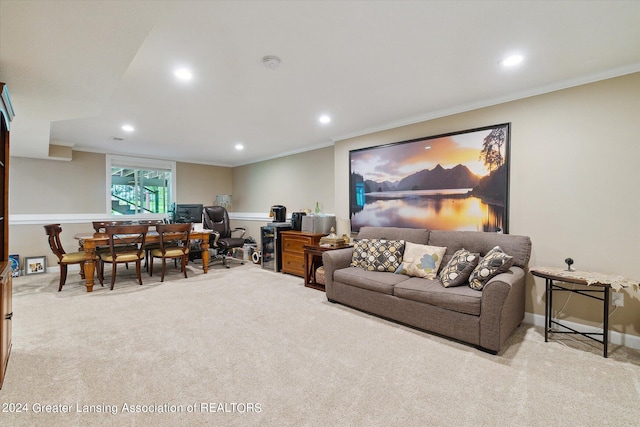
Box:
<box><xmin>25</xmin><ymin>256</ymin><xmax>47</xmax><ymax>275</ymax></box>
<box><xmin>349</xmin><ymin>123</ymin><xmax>510</xmax><ymax>233</ymax></box>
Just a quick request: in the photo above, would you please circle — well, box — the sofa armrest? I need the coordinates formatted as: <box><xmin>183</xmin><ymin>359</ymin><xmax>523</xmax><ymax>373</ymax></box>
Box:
<box><xmin>322</xmin><ymin>247</ymin><xmax>354</xmax><ymax>299</ymax></box>
<box><xmin>478</xmin><ymin>266</ymin><xmax>526</xmax><ymax>352</ymax></box>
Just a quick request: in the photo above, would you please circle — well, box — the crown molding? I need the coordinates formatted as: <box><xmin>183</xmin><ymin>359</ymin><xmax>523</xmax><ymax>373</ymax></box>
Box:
<box><xmin>333</xmin><ymin>63</ymin><xmax>640</xmax><ymax>143</ymax></box>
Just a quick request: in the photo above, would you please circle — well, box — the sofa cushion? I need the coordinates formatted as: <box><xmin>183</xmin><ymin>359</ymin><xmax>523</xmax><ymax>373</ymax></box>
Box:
<box><xmin>395</xmin><ymin>242</ymin><xmax>446</xmax><ymax>279</ymax></box>
<box><xmin>357</xmin><ymin>226</ymin><xmax>430</xmax><ymax>245</ymax></box>
<box><xmin>350</xmin><ymin>238</ymin><xmax>405</xmax><ymax>272</ymax></box>
<box><xmin>334</xmin><ymin>267</ymin><xmax>410</xmax><ymax>295</ymax></box>
<box><xmin>438</xmin><ymin>248</ymin><xmax>479</xmax><ymax>288</ymax></box>
<box><xmin>468</xmin><ymin>246</ymin><xmax>514</xmax><ymax>290</ymax></box>
<box><xmin>427</xmin><ymin>230</ymin><xmax>531</xmax><ymax>268</ymax></box>
<box><xmin>393</xmin><ymin>277</ymin><xmax>482</xmax><ymax>316</ymax></box>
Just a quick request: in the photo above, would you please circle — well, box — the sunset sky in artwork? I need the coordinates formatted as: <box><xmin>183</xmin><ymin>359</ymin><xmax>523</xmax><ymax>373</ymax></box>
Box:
<box><xmin>350</xmin><ymin>128</ymin><xmax>503</xmax><ymax>183</ymax></box>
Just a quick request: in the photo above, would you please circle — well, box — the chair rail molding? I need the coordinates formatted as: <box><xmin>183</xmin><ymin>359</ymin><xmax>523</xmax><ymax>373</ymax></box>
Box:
<box><xmin>10</xmin><ymin>213</ymin><xmax>167</xmax><ymax>225</ymax></box>
<box><xmin>9</xmin><ymin>211</ymin><xmax>321</xmax><ymax>225</ymax></box>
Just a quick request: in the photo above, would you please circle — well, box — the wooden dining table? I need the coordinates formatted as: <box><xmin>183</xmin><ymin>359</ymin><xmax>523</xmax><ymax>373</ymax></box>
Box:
<box><xmin>73</xmin><ymin>229</ymin><xmax>214</xmax><ymax>292</ymax></box>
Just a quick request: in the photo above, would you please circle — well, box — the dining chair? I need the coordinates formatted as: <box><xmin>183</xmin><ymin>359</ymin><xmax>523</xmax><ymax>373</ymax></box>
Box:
<box><xmin>149</xmin><ymin>223</ymin><xmax>192</xmax><ymax>282</ymax></box>
<box><xmin>92</xmin><ymin>221</ymin><xmax>134</xmax><ymax>250</ymax></box>
<box><xmin>98</xmin><ymin>224</ymin><xmax>149</xmax><ymax>290</ymax></box>
<box><xmin>91</xmin><ymin>220</ymin><xmax>132</xmax><ymax>232</ymax></box>
<box><xmin>44</xmin><ymin>224</ymin><xmax>87</xmax><ymax>291</ymax></box>
<box><xmin>138</xmin><ymin>219</ymin><xmax>169</xmax><ymax>271</ymax></box>
<box><xmin>92</xmin><ymin>220</ymin><xmax>137</xmax><ymax>270</ymax></box>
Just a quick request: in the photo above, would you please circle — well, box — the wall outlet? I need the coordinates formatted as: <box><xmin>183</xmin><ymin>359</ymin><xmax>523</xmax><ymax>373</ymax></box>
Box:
<box><xmin>612</xmin><ymin>291</ymin><xmax>624</xmax><ymax>307</ymax></box>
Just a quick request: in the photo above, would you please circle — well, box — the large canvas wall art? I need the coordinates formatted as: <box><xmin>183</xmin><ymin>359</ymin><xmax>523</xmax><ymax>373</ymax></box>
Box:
<box><xmin>349</xmin><ymin>123</ymin><xmax>510</xmax><ymax>233</ymax></box>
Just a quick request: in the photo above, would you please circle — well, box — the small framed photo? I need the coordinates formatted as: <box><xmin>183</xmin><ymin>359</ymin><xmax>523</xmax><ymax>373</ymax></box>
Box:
<box><xmin>25</xmin><ymin>256</ymin><xmax>47</xmax><ymax>275</ymax></box>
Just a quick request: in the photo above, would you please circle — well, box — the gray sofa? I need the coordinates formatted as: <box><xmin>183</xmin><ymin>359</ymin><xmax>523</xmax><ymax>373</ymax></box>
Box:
<box><xmin>322</xmin><ymin>226</ymin><xmax>532</xmax><ymax>354</ymax></box>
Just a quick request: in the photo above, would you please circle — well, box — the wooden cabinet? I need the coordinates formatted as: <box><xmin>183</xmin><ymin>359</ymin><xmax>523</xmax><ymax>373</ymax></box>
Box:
<box><xmin>280</xmin><ymin>231</ymin><xmax>324</xmax><ymax>277</ymax></box>
<box><xmin>0</xmin><ymin>82</ymin><xmax>13</xmax><ymax>389</ymax></box>
<box><xmin>0</xmin><ymin>263</ymin><xmax>11</xmax><ymax>388</ymax></box>
<box><xmin>0</xmin><ymin>83</ymin><xmax>11</xmax><ymax>261</ymax></box>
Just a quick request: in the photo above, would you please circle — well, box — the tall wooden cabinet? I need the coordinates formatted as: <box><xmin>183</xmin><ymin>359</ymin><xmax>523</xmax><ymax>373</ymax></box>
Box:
<box><xmin>0</xmin><ymin>263</ymin><xmax>11</xmax><ymax>389</ymax></box>
<box><xmin>280</xmin><ymin>231</ymin><xmax>325</xmax><ymax>277</ymax></box>
<box><xmin>0</xmin><ymin>82</ymin><xmax>14</xmax><ymax>389</ymax></box>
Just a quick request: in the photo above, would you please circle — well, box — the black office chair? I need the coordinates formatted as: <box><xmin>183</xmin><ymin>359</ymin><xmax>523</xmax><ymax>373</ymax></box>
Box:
<box><xmin>202</xmin><ymin>206</ymin><xmax>246</xmax><ymax>268</ymax></box>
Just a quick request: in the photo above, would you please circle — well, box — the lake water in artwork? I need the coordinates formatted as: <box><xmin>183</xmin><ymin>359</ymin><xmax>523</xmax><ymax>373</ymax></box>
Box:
<box><xmin>350</xmin><ymin>189</ymin><xmax>504</xmax><ymax>232</ymax></box>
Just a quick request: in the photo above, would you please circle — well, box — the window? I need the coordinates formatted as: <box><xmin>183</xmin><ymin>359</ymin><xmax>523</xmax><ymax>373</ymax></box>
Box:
<box><xmin>106</xmin><ymin>155</ymin><xmax>176</xmax><ymax>216</ymax></box>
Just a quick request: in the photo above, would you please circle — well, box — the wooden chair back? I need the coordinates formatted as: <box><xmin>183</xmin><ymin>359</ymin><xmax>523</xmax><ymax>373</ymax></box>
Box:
<box><xmin>104</xmin><ymin>224</ymin><xmax>149</xmax><ymax>261</ymax></box>
<box><xmin>137</xmin><ymin>219</ymin><xmax>166</xmax><ymax>231</ymax></box>
<box><xmin>92</xmin><ymin>220</ymin><xmax>133</xmax><ymax>233</ymax></box>
<box><xmin>44</xmin><ymin>223</ymin><xmax>66</xmax><ymax>260</ymax></box>
<box><xmin>156</xmin><ymin>223</ymin><xmax>191</xmax><ymax>255</ymax></box>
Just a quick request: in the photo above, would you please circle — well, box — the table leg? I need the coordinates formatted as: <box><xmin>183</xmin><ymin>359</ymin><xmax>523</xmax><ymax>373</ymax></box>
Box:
<box><xmin>311</xmin><ymin>255</ymin><xmax>318</xmax><ymax>284</ymax></box>
<box><xmin>603</xmin><ymin>287</ymin><xmax>609</xmax><ymax>358</ymax></box>
<box><xmin>200</xmin><ymin>240</ymin><xmax>210</xmax><ymax>274</ymax></box>
<box><xmin>83</xmin><ymin>241</ymin><xmax>97</xmax><ymax>292</ymax></box>
<box><xmin>304</xmin><ymin>252</ymin><xmax>312</xmax><ymax>286</ymax></box>
<box><xmin>545</xmin><ymin>278</ymin><xmax>551</xmax><ymax>342</ymax></box>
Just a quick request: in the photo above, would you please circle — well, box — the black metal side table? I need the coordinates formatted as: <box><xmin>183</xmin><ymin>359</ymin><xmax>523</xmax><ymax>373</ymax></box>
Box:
<box><xmin>531</xmin><ymin>267</ymin><xmax>614</xmax><ymax>357</ymax></box>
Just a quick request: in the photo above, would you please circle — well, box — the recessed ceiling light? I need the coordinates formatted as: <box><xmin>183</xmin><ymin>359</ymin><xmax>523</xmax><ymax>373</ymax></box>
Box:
<box><xmin>235</xmin><ymin>143</ymin><xmax>244</xmax><ymax>151</ymax></box>
<box><xmin>262</xmin><ymin>56</ymin><xmax>281</xmax><ymax>70</ymax></box>
<box><xmin>121</xmin><ymin>124</ymin><xmax>135</xmax><ymax>132</ymax></box>
<box><xmin>174</xmin><ymin>67</ymin><xmax>193</xmax><ymax>81</ymax></box>
<box><xmin>501</xmin><ymin>54</ymin><xmax>524</xmax><ymax>67</ymax></box>
<box><xmin>319</xmin><ymin>115</ymin><xmax>331</xmax><ymax>124</ymax></box>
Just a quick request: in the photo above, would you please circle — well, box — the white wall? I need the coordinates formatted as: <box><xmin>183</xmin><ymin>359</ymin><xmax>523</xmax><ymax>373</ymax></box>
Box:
<box><xmin>334</xmin><ymin>72</ymin><xmax>640</xmax><ymax>336</ymax></box>
<box><xmin>8</xmin><ymin>151</ymin><xmax>232</xmax><ymax>268</ymax></box>
<box><xmin>231</xmin><ymin>146</ymin><xmax>335</xmax><ymax>240</ymax></box>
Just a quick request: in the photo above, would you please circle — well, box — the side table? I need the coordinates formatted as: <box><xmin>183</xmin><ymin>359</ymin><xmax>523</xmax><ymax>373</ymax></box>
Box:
<box><xmin>303</xmin><ymin>244</ymin><xmax>350</xmax><ymax>291</ymax></box>
<box><xmin>531</xmin><ymin>266</ymin><xmax>639</xmax><ymax>358</ymax></box>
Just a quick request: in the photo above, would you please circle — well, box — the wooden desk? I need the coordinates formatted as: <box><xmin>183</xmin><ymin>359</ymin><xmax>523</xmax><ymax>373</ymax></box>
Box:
<box><xmin>74</xmin><ymin>230</ymin><xmax>213</xmax><ymax>292</ymax></box>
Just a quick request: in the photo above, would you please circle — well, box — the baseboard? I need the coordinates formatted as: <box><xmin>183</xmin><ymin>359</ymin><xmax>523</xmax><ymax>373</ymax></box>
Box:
<box><xmin>523</xmin><ymin>312</ymin><xmax>640</xmax><ymax>351</ymax></box>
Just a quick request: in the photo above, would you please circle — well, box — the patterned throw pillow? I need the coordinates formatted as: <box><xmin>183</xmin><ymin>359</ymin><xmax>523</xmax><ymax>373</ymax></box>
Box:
<box><xmin>350</xmin><ymin>239</ymin><xmax>371</xmax><ymax>268</ymax></box>
<box><xmin>438</xmin><ymin>249</ymin><xmax>479</xmax><ymax>288</ymax></box>
<box><xmin>350</xmin><ymin>239</ymin><xmax>405</xmax><ymax>272</ymax></box>
<box><xmin>395</xmin><ymin>242</ymin><xmax>446</xmax><ymax>279</ymax></box>
<box><xmin>365</xmin><ymin>239</ymin><xmax>405</xmax><ymax>272</ymax></box>
<box><xmin>468</xmin><ymin>246</ymin><xmax>514</xmax><ymax>291</ymax></box>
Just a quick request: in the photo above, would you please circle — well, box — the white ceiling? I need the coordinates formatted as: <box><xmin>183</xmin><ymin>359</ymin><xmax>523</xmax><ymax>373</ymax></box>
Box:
<box><xmin>1</xmin><ymin>1</ymin><xmax>639</xmax><ymax>166</ymax></box>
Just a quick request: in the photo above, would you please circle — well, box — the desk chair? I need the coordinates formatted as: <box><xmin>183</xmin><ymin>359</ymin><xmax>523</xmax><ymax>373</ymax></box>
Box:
<box><xmin>44</xmin><ymin>224</ymin><xmax>87</xmax><ymax>291</ymax></box>
<box><xmin>149</xmin><ymin>223</ymin><xmax>191</xmax><ymax>282</ymax></box>
<box><xmin>202</xmin><ymin>206</ymin><xmax>246</xmax><ymax>268</ymax></box>
<box><xmin>98</xmin><ymin>224</ymin><xmax>149</xmax><ymax>290</ymax></box>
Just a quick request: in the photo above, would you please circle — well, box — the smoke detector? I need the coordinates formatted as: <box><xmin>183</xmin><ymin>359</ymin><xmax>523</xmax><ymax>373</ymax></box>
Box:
<box><xmin>262</xmin><ymin>55</ymin><xmax>281</xmax><ymax>70</ymax></box>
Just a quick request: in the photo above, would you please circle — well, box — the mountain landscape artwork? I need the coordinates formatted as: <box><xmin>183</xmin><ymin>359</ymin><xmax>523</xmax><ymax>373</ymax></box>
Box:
<box><xmin>349</xmin><ymin>123</ymin><xmax>510</xmax><ymax>233</ymax></box>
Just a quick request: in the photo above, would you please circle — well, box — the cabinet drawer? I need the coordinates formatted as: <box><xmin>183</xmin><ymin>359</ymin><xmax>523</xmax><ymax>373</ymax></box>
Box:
<box><xmin>282</xmin><ymin>253</ymin><xmax>305</xmax><ymax>277</ymax></box>
<box><xmin>282</xmin><ymin>236</ymin><xmax>311</xmax><ymax>253</ymax></box>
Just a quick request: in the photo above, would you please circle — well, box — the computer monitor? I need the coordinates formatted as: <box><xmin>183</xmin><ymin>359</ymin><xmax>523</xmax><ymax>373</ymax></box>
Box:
<box><xmin>175</xmin><ymin>204</ymin><xmax>203</xmax><ymax>224</ymax></box>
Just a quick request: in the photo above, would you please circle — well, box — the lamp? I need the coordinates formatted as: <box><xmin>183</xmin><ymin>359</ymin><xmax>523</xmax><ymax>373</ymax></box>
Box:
<box><xmin>336</xmin><ymin>218</ymin><xmax>352</xmax><ymax>242</ymax></box>
<box><xmin>215</xmin><ymin>194</ymin><xmax>233</xmax><ymax>211</ymax></box>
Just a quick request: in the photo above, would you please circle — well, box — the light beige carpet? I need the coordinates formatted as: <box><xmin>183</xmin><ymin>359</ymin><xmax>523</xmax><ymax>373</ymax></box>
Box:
<box><xmin>2</xmin><ymin>263</ymin><xmax>639</xmax><ymax>426</ymax></box>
